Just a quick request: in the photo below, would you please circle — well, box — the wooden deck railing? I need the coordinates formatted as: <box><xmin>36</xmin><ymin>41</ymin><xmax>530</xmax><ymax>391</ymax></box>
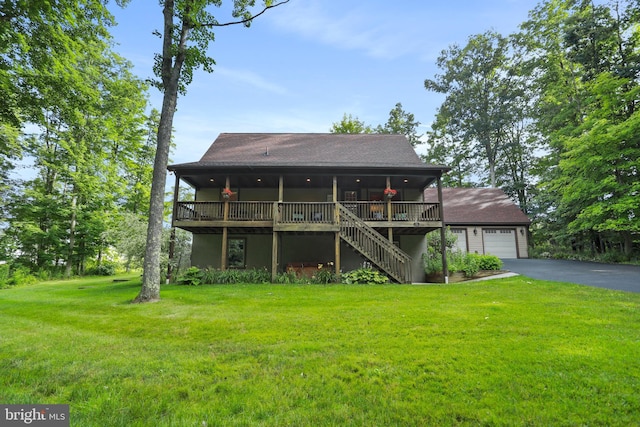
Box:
<box><xmin>344</xmin><ymin>201</ymin><xmax>440</xmax><ymax>222</ymax></box>
<box><xmin>174</xmin><ymin>201</ymin><xmax>440</xmax><ymax>223</ymax></box>
<box><xmin>276</xmin><ymin>202</ymin><xmax>335</xmax><ymax>224</ymax></box>
<box><xmin>175</xmin><ymin>201</ymin><xmax>273</xmax><ymax>221</ymax></box>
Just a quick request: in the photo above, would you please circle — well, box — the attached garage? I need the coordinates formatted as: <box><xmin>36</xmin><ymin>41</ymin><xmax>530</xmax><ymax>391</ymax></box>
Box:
<box><xmin>483</xmin><ymin>229</ymin><xmax>518</xmax><ymax>258</ymax></box>
<box><xmin>424</xmin><ymin>188</ymin><xmax>531</xmax><ymax>258</ymax></box>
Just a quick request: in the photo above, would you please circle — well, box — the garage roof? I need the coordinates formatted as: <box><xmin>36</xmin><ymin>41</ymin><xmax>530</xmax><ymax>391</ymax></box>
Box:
<box><xmin>424</xmin><ymin>188</ymin><xmax>531</xmax><ymax>225</ymax></box>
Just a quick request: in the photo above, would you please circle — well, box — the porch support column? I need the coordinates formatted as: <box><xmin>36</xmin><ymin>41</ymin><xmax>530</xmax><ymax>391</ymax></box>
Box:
<box><xmin>386</xmin><ymin>176</ymin><xmax>393</xmax><ymax>241</ymax></box>
<box><xmin>333</xmin><ymin>176</ymin><xmax>337</xmax><ymax>202</ymax></box>
<box><xmin>171</xmin><ymin>173</ymin><xmax>180</xmax><ymax>228</ymax></box>
<box><xmin>272</xmin><ymin>227</ymin><xmax>279</xmax><ymax>282</ymax></box>
<box><xmin>221</xmin><ymin>176</ymin><xmax>230</xmax><ymax>271</ymax></box>
<box><xmin>272</xmin><ymin>176</ymin><xmax>283</xmax><ymax>282</ymax></box>
<box><xmin>333</xmin><ymin>176</ymin><xmax>340</xmax><ymax>276</ymax></box>
<box><xmin>437</xmin><ymin>175</ymin><xmax>449</xmax><ymax>284</ymax></box>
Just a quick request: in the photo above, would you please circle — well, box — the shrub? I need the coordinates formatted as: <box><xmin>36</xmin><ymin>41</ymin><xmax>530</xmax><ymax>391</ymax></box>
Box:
<box><xmin>448</xmin><ymin>251</ymin><xmax>479</xmax><ymax>277</ymax></box>
<box><xmin>469</xmin><ymin>253</ymin><xmax>503</xmax><ymax>271</ymax></box>
<box><xmin>176</xmin><ymin>267</ymin><xmax>204</xmax><ymax>286</ymax></box>
<box><xmin>0</xmin><ymin>263</ymin><xmax>9</xmax><ymax>288</ymax></box>
<box><xmin>273</xmin><ymin>270</ymin><xmax>300</xmax><ymax>284</ymax></box>
<box><xmin>8</xmin><ymin>266</ymin><xmax>37</xmax><ymax>286</ymax></box>
<box><xmin>310</xmin><ymin>268</ymin><xmax>339</xmax><ymax>284</ymax></box>
<box><xmin>87</xmin><ymin>262</ymin><xmax>117</xmax><ymax>276</ymax></box>
<box><xmin>341</xmin><ymin>268</ymin><xmax>389</xmax><ymax>285</ymax></box>
<box><xmin>199</xmin><ymin>267</ymin><xmax>271</xmax><ymax>285</ymax></box>
<box><xmin>422</xmin><ymin>251</ymin><xmax>443</xmax><ymax>276</ymax></box>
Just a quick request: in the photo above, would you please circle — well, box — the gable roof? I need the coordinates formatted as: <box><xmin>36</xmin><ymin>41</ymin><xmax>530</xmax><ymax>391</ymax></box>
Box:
<box><xmin>424</xmin><ymin>188</ymin><xmax>530</xmax><ymax>225</ymax></box>
<box><xmin>170</xmin><ymin>133</ymin><xmax>442</xmax><ymax>170</ymax></box>
<box><xmin>169</xmin><ymin>133</ymin><xmax>449</xmax><ymax>190</ymax></box>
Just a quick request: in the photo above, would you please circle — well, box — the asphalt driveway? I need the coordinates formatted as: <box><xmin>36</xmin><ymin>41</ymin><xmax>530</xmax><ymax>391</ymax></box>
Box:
<box><xmin>501</xmin><ymin>258</ymin><xmax>640</xmax><ymax>293</ymax></box>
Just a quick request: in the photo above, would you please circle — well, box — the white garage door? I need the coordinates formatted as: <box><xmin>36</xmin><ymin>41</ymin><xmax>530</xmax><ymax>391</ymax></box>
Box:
<box><xmin>451</xmin><ymin>228</ymin><xmax>467</xmax><ymax>253</ymax></box>
<box><xmin>483</xmin><ymin>229</ymin><xmax>517</xmax><ymax>258</ymax></box>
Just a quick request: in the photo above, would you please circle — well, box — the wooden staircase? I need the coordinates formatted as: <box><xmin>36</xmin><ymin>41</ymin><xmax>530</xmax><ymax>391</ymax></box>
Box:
<box><xmin>337</xmin><ymin>203</ymin><xmax>412</xmax><ymax>283</ymax></box>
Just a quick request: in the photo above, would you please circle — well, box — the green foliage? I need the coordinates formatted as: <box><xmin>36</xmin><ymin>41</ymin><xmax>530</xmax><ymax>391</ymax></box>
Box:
<box><xmin>424</xmin><ymin>231</ymin><xmax>502</xmax><ymax>278</ymax></box>
<box><xmin>273</xmin><ymin>270</ymin><xmax>300</xmax><ymax>284</ymax></box>
<box><xmin>86</xmin><ymin>262</ymin><xmax>117</xmax><ymax>277</ymax></box>
<box><xmin>522</xmin><ymin>0</ymin><xmax>640</xmax><ymax>259</ymax></box>
<box><xmin>331</xmin><ymin>103</ymin><xmax>423</xmax><ymax>147</ymax></box>
<box><xmin>329</xmin><ymin>113</ymin><xmax>373</xmax><ymax>134</ymax></box>
<box><xmin>341</xmin><ymin>268</ymin><xmax>390</xmax><ymax>284</ymax></box>
<box><xmin>310</xmin><ymin>268</ymin><xmax>339</xmax><ymax>284</ymax></box>
<box><xmin>176</xmin><ymin>267</ymin><xmax>204</xmax><ymax>286</ymax></box>
<box><xmin>7</xmin><ymin>266</ymin><xmax>37</xmax><ymax>286</ymax></box>
<box><xmin>199</xmin><ymin>267</ymin><xmax>271</xmax><ymax>285</ymax></box>
<box><xmin>0</xmin><ymin>263</ymin><xmax>9</xmax><ymax>288</ymax></box>
<box><xmin>447</xmin><ymin>251</ymin><xmax>480</xmax><ymax>277</ymax></box>
<box><xmin>422</xmin><ymin>252</ymin><xmax>443</xmax><ymax>276</ymax></box>
<box><xmin>374</xmin><ymin>103</ymin><xmax>422</xmax><ymax>146</ymax></box>
<box><xmin>469</xmin><ymin>253</ymin><xmax>503</xmax><ymax>271</ymax></box>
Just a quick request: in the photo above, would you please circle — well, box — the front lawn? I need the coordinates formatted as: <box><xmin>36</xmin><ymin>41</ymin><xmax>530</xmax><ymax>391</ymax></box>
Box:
<box><xmin>1</xmin><ymin>276</ymin><xmax>639</xmax><ymax>426</ymax></box>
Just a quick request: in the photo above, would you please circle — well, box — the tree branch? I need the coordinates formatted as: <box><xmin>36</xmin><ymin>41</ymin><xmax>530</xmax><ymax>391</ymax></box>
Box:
<box><xmin>206</xmin><ymin>0</ymin><xmax>290</xmax><ymax>27</ymax></box>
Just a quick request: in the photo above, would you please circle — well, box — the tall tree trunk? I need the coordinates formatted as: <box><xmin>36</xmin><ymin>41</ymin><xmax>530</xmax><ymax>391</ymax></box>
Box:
<box><xmin>135</xmin><ymin>0</ymin><xmax>184</xmax><ymax>303</ymax></box>
<box><xmin>65</xmin><ymin>194</ymin><xmax>77</xmax><ymax>278</ymax></box>
<box><xmin>134</xmin><ymin>87</ymin><xmax>177</xmax><ymax>302</ymax></box>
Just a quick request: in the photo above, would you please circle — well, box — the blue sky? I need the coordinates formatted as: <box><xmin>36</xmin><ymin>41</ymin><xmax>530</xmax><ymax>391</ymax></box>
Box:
<box><xmin>109</xmin><ymin>1</ymin><xmax>535</xmax><ymax>164</ymax></box>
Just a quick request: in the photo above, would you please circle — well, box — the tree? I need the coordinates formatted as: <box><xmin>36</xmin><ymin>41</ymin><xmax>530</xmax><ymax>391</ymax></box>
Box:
<box><xmin>425</xmin><ymin>31</ymin><xmax>519</xmax><ymax>188</ymax></box>
<box><xmin>330</xmin><ymin>104</ymin><xmax>423</xmax><ymax>147</ymax></box>
<box><xmin>0</xmin><ymin>1</ymin><xmax>117</xmax><ymax>205</ymax></box>
<box><xmin>521</xmin><ymin>0</ymin><xmax>640</xmax><ymax>256</ymax></box>
<box><xmin>375</xmin><ymin>102</ymin><xmax>422</xmax><ymax>147</ymax></box>
<box><xmin>0</xmin><ymin>1</ymin><xmax>151</xmax><ymax>274</ymax></box>
<box><xmin>135</xmin><ymin>0</ymin><xmax>290</xmax><ymax>303</ymax></box>
<box><xmin>329</xmin><ymin>113</ymin><xmax>373</xmax><ymax>134</ymax></box>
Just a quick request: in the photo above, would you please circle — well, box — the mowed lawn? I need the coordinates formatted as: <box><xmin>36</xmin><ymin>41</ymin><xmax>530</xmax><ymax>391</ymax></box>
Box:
<box><xmin>1</xmin><ymin>275</ymin><xmax>639</xmax><ymax>426</ymax></box>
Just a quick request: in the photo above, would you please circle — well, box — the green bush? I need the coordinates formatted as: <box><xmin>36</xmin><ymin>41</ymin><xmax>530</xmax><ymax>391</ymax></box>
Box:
<box><xmin>273</xmin><ymin>270</ymin><xmax>300</xmax><ymax>284</ymax></box>
<box><xmin>176</xmin><ymin>267</ymin><xmax>204</xmax><ymax>286</ymax></box>
<box><xmin>198</xmin><ymin>267</ymin><xmax>271</xmax><ymax>285</ymax></box>
<box><xmin>469</xmin><ymin>253</ymin><xmax>503</xmax><ymax>271</ymax></box>
<box><xmin>87</xmin><ymin>262</ymin><xmax>117</xmax><ymax>276</ymax></box>
<box><xmin>448</xmin><ymin>251</ymin><xmax>479</xmax><ymax>277</ymax></box>
<box><xmin>341</xmin><ymin>268</ymin><xmax>389</xmax><ymax>285</ymax></box>
<box><xmin>0</xmin><ymin>263</ymin><xmax>9</xmax><ymax>288</ymax></box>
<box><xmin>8</xmin><ymin>266</ymin><xmax>38</xmax><ymax>286</ymax></box>
<box><xmin>310</xmin><ymin>268</ymin><xmax>339</xmax><ymax>284</ymax></box>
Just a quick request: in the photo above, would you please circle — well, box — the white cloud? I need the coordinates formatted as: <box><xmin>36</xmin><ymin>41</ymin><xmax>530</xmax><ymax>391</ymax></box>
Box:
<box><xmin>267</xmin><ymin>1</ymin><xmax>432</xmax><ymax>60</ymax></box>
<box><xmin>213</xmin><ymin>66</ymin><xmax>289</xmax><ymax>95</ymax></box>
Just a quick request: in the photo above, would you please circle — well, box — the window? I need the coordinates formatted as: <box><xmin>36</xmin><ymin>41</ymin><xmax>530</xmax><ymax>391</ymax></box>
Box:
<box><xmin>228</xmin><ymin>238</ymin><xmax>246</xmax><ymax>268</ymax></box>
<box><xmin>344</xmin><ymin>191</ymin><xmax>358</xmax><ymax>202</ymax></box>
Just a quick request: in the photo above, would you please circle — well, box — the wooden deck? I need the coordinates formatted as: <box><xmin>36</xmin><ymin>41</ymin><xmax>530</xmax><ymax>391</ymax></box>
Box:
<box><xmin>174</xmin><ymin>201</ymin><xmax>442</xmax><ymax>233</ymax></box>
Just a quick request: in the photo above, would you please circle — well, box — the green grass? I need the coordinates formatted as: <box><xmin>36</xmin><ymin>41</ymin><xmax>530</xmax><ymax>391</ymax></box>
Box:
<box><xmin>1</xmin><ymin>275</ymin><xmax>639</xmax><ymax>426</ymax></box>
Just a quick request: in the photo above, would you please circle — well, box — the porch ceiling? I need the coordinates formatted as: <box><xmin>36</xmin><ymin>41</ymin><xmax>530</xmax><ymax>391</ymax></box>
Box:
<box><xmin>175</xmin><ymin>167</ymin><xmax>440</xmax><ymax>191</ymax></box>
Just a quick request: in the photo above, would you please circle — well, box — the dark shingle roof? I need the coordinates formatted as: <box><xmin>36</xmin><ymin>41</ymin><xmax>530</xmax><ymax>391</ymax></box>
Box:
<box><xmin>424</xmin><ymin>188</ymin><xmax>530</xmax><ymax>225</ymax></box>
<box><xmin>173</xmin><ymin>133</ymin><xmax>432</xmax><ymax>169</ymax></box>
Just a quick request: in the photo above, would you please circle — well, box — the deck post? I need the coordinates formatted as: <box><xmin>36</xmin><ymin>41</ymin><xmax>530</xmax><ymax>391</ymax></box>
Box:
<box><xmin>437</xmin><ymin>176</ymin><xmax>449</xmax><ymax>283</ymax></box>
<box><xmin>171</xmin><ymin>173</ymin><xmax>180</xmax><ymax>228</ymax></box>
<box><xmin>333</xmin><ymin>176</ymin><xmax>340</xmax><ymax>277</ymax></box>
<box><xmin>386</xmin><ymin>176</ymin><xmax>393</xmax><ymax>243</ymax></box>
<box><xmin>334</xmin><ymin>231</ymin><xmax>340</xmax><ymax>278</ymax></box>
<box><xmin>221</xmin><ymin>177</ymin><xmax>230</xmax><ymax>271</ymax></box>
<box><xmin>272</xmin><ymin>229</ymin><xmax>279</xmax><ymax>282</ymax></box>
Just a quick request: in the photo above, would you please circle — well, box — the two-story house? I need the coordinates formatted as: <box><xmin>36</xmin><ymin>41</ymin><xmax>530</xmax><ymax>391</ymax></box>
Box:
<box><xmin>167</xmin><ymin>133</ymin><xmax>450</xmax><ymax>283</ymax></box>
